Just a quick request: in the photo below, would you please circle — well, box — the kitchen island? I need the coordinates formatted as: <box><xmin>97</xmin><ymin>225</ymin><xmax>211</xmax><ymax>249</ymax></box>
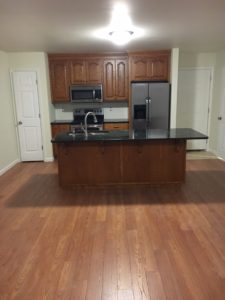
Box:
<box><xmin>52</xmin><ymin>128</ymin><xmax>208</xmax><ymax>187</ymax></box>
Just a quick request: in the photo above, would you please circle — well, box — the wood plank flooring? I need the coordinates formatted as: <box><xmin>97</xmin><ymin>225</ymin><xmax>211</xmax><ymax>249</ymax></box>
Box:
<box><xmin>0</xmin><ymin>159</ymin><xmax>225</xmax><ymax>299</ymax></box>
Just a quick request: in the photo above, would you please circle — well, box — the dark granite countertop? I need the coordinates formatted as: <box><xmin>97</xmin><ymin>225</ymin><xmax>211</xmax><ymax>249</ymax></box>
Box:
<box><xmin>52</xmin><ymin>128</ymin><xmax>208</xmax><ymax>143</ymax></box>
<box><xmin>51</xmin><ymin>119</ymin><xmax>129</xmax><ymax>125</ymax></box>
<box><xmin>104</xmin><ymin>119</ymin><xmax>129</xmax><ymax>123</ymax></box>
<box><xmin>51</xmin><ymin>120</ymin><xmax>73</xmax><ymax>125</ymax></box>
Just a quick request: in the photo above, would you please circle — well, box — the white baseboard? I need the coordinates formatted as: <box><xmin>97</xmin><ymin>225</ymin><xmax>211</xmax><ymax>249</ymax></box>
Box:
<box><xmin>44</xmin><ymin>156</ymin><xmax>54</xmax><ymax>162</ymax></box>
<box><xmin>0</xmin><ymin>158</ymin><xmax>20</xmax><ymax>176</ymax></box>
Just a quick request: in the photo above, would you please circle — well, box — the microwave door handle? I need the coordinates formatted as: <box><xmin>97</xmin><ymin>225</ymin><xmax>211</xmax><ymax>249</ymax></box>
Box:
<box><xmin>93</xmin><ymin>89</ymin><xmax>95</xmax><ymax>99</ymax></box>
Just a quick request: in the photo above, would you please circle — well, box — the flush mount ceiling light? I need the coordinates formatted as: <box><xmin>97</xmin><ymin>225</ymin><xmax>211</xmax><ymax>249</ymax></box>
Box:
<box><xmin>108</xmin><ymin>3</ymin><xmax>134</xmax><ymax>45</ymax></box>
<box><xmin>108</xmin><ymin>30</ymin><xmax>134</xmax><ymax>45</ymax></box>
<box><xmin>93</xmin><ymin>3</ymin><xmax>144</xmax><ymax>46</ymax></box>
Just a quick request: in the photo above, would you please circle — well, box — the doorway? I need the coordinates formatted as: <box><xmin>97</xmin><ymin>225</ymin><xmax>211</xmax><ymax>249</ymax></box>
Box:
<box><xmin>177</xmin><ymin>68</ymin><xmax>212</xmax><ymax>150</ymax></box>
<box><xmin>12</xmin><ymin>71</ymin><xmax>43</xmax><ymax>161</ymax></box>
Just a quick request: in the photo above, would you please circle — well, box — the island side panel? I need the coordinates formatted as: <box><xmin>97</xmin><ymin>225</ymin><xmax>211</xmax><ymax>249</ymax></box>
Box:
<box><xmin>160</xmin><ymin>139</ymin><xmax>186</xmax><ymax>183</ymax></box>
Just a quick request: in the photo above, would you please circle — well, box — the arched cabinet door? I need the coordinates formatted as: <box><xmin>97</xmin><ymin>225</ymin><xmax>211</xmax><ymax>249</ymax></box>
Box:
<box><xmin>103</xmin><ymin>57</ymin><xmax>128</xmax><ymax>101</ymax></box>
<box><xmin>129</xmin><ymin>51</ymin><xmax>170</xmax><ymax>82</ymax></box>
<box><xmin>49</xmin><ymin>59</ymin><xmax>70</xmax><ymax>102</ymax></box>
<box><xmin>103</xmin><ymin>60</ymin><xmax>116</xmax><ymax>101</ymax></box>
<box><xmin>86</xmin><ymin>59</ymin><xmax>102</xmax><ymax>84</ymax></box>
<box><xmin>115</xmin><ymin>59</ymin><xmax>128</xmax><ymax>100</ymax></box>
<box><xmin>70</xmin><ymin>59</ymin><xmax>86</xmax><ymax>84</ymax></box>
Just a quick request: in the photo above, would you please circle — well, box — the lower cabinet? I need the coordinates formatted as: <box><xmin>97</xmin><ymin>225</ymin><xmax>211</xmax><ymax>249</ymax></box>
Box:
<box><xmin>51</xmin><ymin>124</ymin><xmax>70</xmax><ymax>158</ymax></box>
<box><xmin>57</xmin><ymin>139</ymin><xmax>186</xmax><ymax>187</ymax></box>
<box><xmin>104</xmin><ymin>122</ymin><xmax>129</xmax><ymax>131</ymax></box>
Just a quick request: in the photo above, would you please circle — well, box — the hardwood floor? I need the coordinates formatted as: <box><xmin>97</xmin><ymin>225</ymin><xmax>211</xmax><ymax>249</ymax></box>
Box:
<box><xmin>0</xmin><ymin>159</ymin><xmax>225</xmax><ymax>299</ymax></box>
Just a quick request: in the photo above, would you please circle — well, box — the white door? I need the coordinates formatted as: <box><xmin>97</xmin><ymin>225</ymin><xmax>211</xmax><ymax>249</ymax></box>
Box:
<box><xmin>177</xmin><ymin>68</ymin><xmax>211</xmax><ymax>150</ymax></box>
<box><xmin>12</xmin><ymin>71</ymin><xmax>43</xmax><ymax>161</ymax></box>
<box><xmin>217</xmin><ymin>67</ymin><xmax>225</xmax><ymax>159</ymax></box>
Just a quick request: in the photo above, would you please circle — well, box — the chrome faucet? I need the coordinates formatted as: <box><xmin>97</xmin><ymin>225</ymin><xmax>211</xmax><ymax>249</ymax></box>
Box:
<box><xmin>82</xmin><ymin>111</ymin><xmax>97</xmax><ymax>137</ymax></box>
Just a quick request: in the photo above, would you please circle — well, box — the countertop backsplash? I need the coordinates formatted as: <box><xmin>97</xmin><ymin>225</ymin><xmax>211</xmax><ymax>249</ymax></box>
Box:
<box><xmin>53</xmin><ymin>102</ymin><xmax>129</xmax><ymax>122</ymax></box>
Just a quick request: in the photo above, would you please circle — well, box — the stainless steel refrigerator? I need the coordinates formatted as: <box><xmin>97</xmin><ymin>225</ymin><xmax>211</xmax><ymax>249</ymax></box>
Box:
<box><xmin>131</xmin><ymin>82</ymin><xmax>171</xmax><ymax>130</ymax></box>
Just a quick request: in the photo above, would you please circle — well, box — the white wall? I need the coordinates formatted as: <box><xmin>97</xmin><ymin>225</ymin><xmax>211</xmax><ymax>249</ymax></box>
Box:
<box><xmin>8</xmin><ymin>52</ymin><xmax>54</xmax><ymax>161</ymax></box>
<box><xmin>0</xmin><ymin>51</ymin><xmax>19</xmax><ymax>175</ymax></box>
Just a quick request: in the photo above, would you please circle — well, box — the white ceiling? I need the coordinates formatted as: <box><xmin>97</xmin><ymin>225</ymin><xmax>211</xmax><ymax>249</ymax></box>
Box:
<box><xmin>0</xmin><ymin>0</ymin><xmax>225</xmax><ymax>53</ymax></box>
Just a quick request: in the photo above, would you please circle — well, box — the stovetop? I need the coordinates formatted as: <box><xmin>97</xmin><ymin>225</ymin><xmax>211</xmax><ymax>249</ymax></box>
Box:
<box><xmin>73</xmin><ymin>108</ymin><xmax>104</xmax><ymax>125</ymax></box>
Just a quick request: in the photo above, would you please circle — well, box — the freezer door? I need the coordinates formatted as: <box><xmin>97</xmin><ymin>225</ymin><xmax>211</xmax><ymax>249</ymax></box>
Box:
<box><xmin>148</xmin><ymin>83</ymin><xmax>170</xmax><ymax>129</ymax></box>
<box><xmin>131</xmin><ymin>83</ymin><xmax>149</xmax><ymax>129</ymax></box>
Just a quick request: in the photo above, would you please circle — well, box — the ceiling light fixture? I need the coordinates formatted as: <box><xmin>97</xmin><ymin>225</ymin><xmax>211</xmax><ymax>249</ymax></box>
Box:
<box><xmin>108</xmin><ymin>3</ymin><xmax>135</xmax><ymax>46</ymax></box>
<box><xmin>93</xmin><ymin>3</ymin><xmax>145</xmax><ymax>46</ymax></box>
<box><xmin>109</xmin><ymin>30</ymin><xmax>134</xmax><ymax>46</ymax></box>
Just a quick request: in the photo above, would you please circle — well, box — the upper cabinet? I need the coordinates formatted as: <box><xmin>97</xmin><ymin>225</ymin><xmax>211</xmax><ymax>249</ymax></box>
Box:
<box><xmin>48</xmin><ymin>51</ymin><xmax>170</xmax><ymax>103</ymax></box>
<box><xmin>70</xmin><ymin>58</ymin><xmax>102</xmax><ymax>84</ymax></box>
<box><xmin>49</xmin><ymin>58</ymin><xmax>70</xmax><ymax>102</ymax></box>
<box><xmin>103</xmin><ymin>57</ymin><xmax>128</xmax><ymax>101</ymax></box>
<box><xmin>129</xmin><ymin>51</ymin><xmax>170</xmax><ymax>82</ymax></box>
<box><xmin>48</xmin><ymin>55</ymin><xmax>103</xmax><ymax>103</ymax></box>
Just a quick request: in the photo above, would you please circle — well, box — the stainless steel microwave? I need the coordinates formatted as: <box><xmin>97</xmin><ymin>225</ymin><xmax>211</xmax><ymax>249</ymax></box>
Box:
<box><xmin>70</xmin><ymin>84</ymin><xmax>103</xmax><ymax>103</ymax></box>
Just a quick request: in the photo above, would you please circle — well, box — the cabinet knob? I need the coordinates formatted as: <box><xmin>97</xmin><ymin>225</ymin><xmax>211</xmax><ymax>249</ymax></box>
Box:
<box><xmin>18</xmin><ymin>121</ymin><xmax>23</xmax><ymax>125</ymax></box>
<box><xmin>218</xmin><ymin>116</ymin><xmax>222</xmax><ymax>120</ymax></box>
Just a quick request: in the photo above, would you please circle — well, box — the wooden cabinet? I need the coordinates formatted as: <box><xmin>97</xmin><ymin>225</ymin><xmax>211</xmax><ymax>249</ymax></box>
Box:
<box><xmin>58</xmin><ymin>142</ymin><xmax>121</xmax><ymax>186</ymax></box>
<box><xmin>56</xmin><ymin>139</ymin><xmax>186</xmax><ymax>187</ymax></box>
<box><xmin>51</xmin><ymin>124</ymin><xmax>70</xmax><ymax>158</ymax></box>
<box><xmin>104</xmin><ymin>122</ymin><xmax>129</xmax><ymax>131</ymax></box>
<box><xmin>48</xmin><ymin>51</ymin><xmax>170</xmax><ymax>103</ymax></box>
<box><xmin>70</xmin><ymin>59</ymin><xmax>86</xmax><ymax>84</ymax></box>
<box><xmin>129</xmin><ymin>51</ymin><xmax>170</xmax><ymax>81</ymax></box>
<box><xmin>70</xmin><ymin>58</ymin><xmax>102</xmax><ymax>84</ymax></box>
<box><xmin>103</xmin><ymin>57</ymin><xmax>128</xmax><ymax>101</ymax></box>
<box><xmin>49</xmin><ymin>59</ymin><xmax>70</xmax><ymax>102</ymax></box>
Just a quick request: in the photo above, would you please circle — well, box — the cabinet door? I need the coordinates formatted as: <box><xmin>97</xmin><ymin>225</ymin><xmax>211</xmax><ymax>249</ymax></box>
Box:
<box><xmin>103</xmin><ymin>60</ymin><xmax>116</xmax><ymax>101</ymax></box>
<box><xmin>49</xmin><ymin>60</ymin><xmax>70</xmax><ymax>102</ymax></box>
<box><xmin>150</xmin><ymin>56</ymin><xmax>169</xmax><ymax>80</ymax></box>
<box><xmin>86</xmin><ymin>59</ymin><xmax>102</xmax><ymax>84</ymax></box>
<box><xmin>115</xmin><ymin>59</ymin><xmax>128</xmax><ymax>100</ymax></box>
<box><xmin>130</xmin><ymin>57</ymin><xmax>149</xmax><ymax>81</ymax></box>
<box><xmin>70</xmin><ymin>59</ymin><xmax>86</xmax><ymax>84</ymax></box>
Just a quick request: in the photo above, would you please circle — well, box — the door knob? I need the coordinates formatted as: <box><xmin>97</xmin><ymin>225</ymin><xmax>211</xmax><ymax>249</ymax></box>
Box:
<box><xmin>18</xmin><ymin>121</ymin><xmax>23</xmax><ymax>125</ymax></box>
<box><xmin>218</xmin><ymin>116</ymin><xmax>222</xmax><ymax>120</ymax></box>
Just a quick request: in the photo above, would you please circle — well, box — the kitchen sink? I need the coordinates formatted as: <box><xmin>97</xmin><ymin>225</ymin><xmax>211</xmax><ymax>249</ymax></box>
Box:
<box><xmin>88</xmin><ymin>130</ymin><xmax>109</xmax><ymax>136</ymax></box>
<box><xmin>68</xmin><ymin>130</ymin><xmax>110</xmax><ymax>137</ymax></box>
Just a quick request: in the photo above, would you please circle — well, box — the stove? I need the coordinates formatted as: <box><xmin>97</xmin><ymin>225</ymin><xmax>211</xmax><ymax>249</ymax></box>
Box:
<box><xmin>70</xmin><ymin>108</ymin><xmax>104</xmax><ymax>132</ymax></box>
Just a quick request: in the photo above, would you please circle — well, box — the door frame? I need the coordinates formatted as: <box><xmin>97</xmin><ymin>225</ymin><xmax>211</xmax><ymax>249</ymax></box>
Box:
<box><xmin>178</xmin><ymin>67</ymin><xmax>214</xmax><ymax>151</ymax></box>
<box><xmin>217</xmin><ymin>66</ymin><xmax>225</xmax><ymax>159</ymax></box>
<box><xmin>10</xmin><ymin>69</ymin><xmax>44</xmax><ymax>161</ymax></box>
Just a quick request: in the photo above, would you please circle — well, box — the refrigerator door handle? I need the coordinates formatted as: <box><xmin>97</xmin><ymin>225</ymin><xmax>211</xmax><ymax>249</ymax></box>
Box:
<box><xmin>148</xmin><ymin>97</ymin><xmax>152</xmax><ymax>125</ymax></box>
<box><xmin>145</xmin><ymin>97</ymin><xmax>149</xmax><ymax>127</ymax></box>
